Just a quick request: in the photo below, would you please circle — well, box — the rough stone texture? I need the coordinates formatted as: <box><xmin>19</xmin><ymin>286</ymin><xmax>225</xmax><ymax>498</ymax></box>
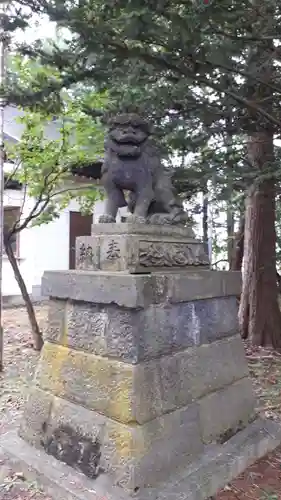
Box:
<box><xmin>3</xmin><ymin>418</ymin><xmax>281</xmax><ymax>500</ymax></box>
<box><xmin>34</xmin><ymin>341</ymin><xmax>135</xmax><ymax>424</ymax></box>
<box><xmin>91</xmin><ymin>223</ymin><xmax>195</xmax><ymax>238</ymax></box>
<box><xmin>97</xmin><ymin>112</ymin><xmax>190</xmax><ymax>226</ymax></box>
<box><xmin>167</xmin><ymin>271</ymin><xmax>241</xmax><ymax>303</ymax></box>
<box><xmin>20</xmin><ymin>391</ymin><xmax>203</xmax><ymax>491</ymax></box>
<box><xmin>19</xmin><ymin>386</ymin><xmax>53</xmax><ymax>447</ymax></box>
<box><xmin>23</xmin><ymin>248</ymin><xmax>265</xmax><ymax>497</ymax></box>
<box><xmin>44</xmin><ymin>298</ymin><xmax>66</xmax><ymax>342</ymax></box>
<box><xmin>45</xmin><ymin>296</ymin><xmax>239</xmax><ymax>362</ymax></box>
<box><xmin>42</xmin><ymin>271</ymin><xmax>153</xmax><ymax>309</ymax></box>
<box><xmin>157</xmin><ymin>418</ymin><xmax>281</xmax><ymax>500</ymax></box>
<box><xmin>103</xmin><ymin>403</ymin><xmax>203</xmax><ymax>490</ymax></box>
<box><xmin>20</xmin><ymin>389</ymin><xmax>106</xmax><ymax>463</ymax></box>
<box><xmin>139</xmin><ymin>297</ymin><xmax>238</xmax><ymax>355</ymax></box>
<box><xmin>169</xmin><ymin>336</ymin><xmax>250</xmax><ymax>402</ymax></box>
<box><xmin>34</xmin><ymin>337</ymin><xmax>250</xmax><ymax>425</ymax></box>
<box><xmin>42</xmin><ymin>269</ymin><xmax>241</xmax><ymax>309</ymax></box>
<box><xmin>76</xmin><ymin>228</ymin><xmax>209</xmax><ymax>273</ymax></box>
<box><xmin>198</xmin><ymin>378</ymin><xmax>256</xmax><ymax>444</ymax></box>
<box><xmin>20</xmin><ymin>390</ymin><xmax>104</xmax><ymax>480</ymax></box>
<box><xmin>45</xmin><ymin>299</ymin><xmax>108</xmax><ymax>354</ymax></box>
<box><xmin>43</xmin><ymin>425</ymin><xmax>102</xmax><ymax>480</ymax></box>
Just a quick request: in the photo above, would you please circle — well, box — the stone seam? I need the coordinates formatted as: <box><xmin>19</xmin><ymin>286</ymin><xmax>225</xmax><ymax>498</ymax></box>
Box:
<box><xmin>38</xmin><ymin>338</ymin><xmax>247</xmax><ymax>385</ymax></box>
<box><xmin>4</xmin><ymin>418</ymin><xmax>281</xmax><ymax>500</ymax></box>
<box><xmin>19</xmin><ymin>384</ymin><xmax>256</xmax><ymax>491</ymax></box>
<box><xmin>34</xmin><ymin>341</ymin><xmax>251</xmax><ymax>425</ymax></box>
<box><xmin>33</xmin><ymin>375</ymin><xmax>252</xmax><ymax>424</ymax></box>
<box><xmin>45</xmin><ymin>296</ymin><xmax>240</xmax><ymax>364</ymax></box>
<box><xmin>42</xmin><ymin>331</ymin><xmax>240</xmax><ymax>361</ymax></box>
<box><xmin>42</xmin><ymin>270</ymin><xmax>241</xmax><ymax>308</ymax></box>
<box><xmin>22</xmin><ymin>384</ymin><xmax>254</xmax><ymax>440</ymax></box>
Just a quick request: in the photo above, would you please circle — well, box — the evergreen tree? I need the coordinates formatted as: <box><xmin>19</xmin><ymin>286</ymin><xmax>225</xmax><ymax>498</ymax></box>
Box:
<box><xmin>6</xmin><ymin>0</ymin><xmax>281</xmax><ymax>346</ymax></box>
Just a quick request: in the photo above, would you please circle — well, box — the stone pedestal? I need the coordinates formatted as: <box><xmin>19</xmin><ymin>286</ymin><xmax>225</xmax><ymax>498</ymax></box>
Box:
<box><xmin>14</xmin><ymin>224</ymin><xmax>281</xmax><ymax>499</ymax></box>
<box><xmin>75</xmin><ymin>223</ymin><xmax>209</xmax><ymax>273</ymax></box>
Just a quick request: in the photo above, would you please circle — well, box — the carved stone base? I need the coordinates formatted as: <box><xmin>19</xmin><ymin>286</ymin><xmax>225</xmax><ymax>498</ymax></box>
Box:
<box><xmin>18</xmin><ymin>268</ymin><xmax>281</xmax><ymax>497</ymax></box>
<box><xmin>76</xmin><ymin>223</ymin><xmax>209</xmax><ymax>273</ymax></box>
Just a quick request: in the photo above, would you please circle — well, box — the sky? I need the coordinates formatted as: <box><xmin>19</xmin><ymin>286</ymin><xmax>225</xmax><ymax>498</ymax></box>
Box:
<box><xmin>13</xmin><ymin>13</ymin><xmax>57</xmax><ymax>44</ymax></box>
<box><xmin>11</xmin><ymin>9</ymin><xmax>280</xmax><ymax>262</ymax></box>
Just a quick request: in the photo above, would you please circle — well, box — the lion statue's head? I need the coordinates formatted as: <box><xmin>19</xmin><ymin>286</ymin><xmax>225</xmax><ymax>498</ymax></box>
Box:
<box><xmin>105</xmin><ymin>113</ymin><xmax>151</xmax><ymax>158</ymax></box>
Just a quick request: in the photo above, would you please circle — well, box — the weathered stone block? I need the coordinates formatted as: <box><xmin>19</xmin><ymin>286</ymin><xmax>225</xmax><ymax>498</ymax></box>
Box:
<box><xmin>20</xmin><ymin>390</ymin><xmax>106</xmax><ymax>480</ymax></box>
<box><xmin>4</xmin><ymin>418</ymin><xmax>281</xmax><ymax>500</ymax></box>
<box><xmin>167</xmin><ymin>270</ymin><xmax>241</xmax><ymax>303</ymax></box>
<box><xmin>139</xmin><ymin>296</ymin><xmax>239</xmax><ymax>356</ymax></box>
<box><xmin>42</xmin><ymin>269</ymin><xmax>241</xmax><ymax>309</ymax></box>
<box><xmin>34</xmin><ymin>342</ymin><xmax>135</xmax><ymax>424</ymax></box>
<box><xmin>105</xmin><ymin>403</ymin><xmax>203</xmax><ymax>491</ymax></box>
<box><xmin>198</xmin><ymin>378</ymin><xmax>256</xmax><ymax>444</ymax></box>
<box><xmin>44</xmin><ymin>298</ymin><xmax>66</xmax><ymax>342</ymax></box>
<box><xmin>153</xmin><ymin>418</ymin><xmax>281</xmax><ymax>500</ymax></box>
<box><xmin>42</xmin><ymin>270</ymin><xmax>154</xmax><ymax>309</ymax></box>
<box><xmin>20</xmin><ymin>390</ymin><xmax>203</xmax><ymax>492</ymax></box>
<box><xmin>45</xmin><ymin>296</ymin><xmax>239</xmax><ymax>362</ymax></box>
<box><xmin>134</xmin><ymin>336</ymin><xmax>250</xmax><ymax>421</ymax></box>
<box><xmin>18</xmin><ymin>180</ymin><xmax>280</xmax><ymax>499</ymax></box>
<box><xmin>190</xmin><ymin>296</ymin><xmax>239</xmax><ymax>342</ymax></box>
<box><xmin>92</xmin><ymin>223</ymin><xmax>195</xmax><ymax>238</ymax></box>
<box><xmin>74</xmin><ymin>235</ymin><xmax>100</xmax><ymax>271</ymax></box>
<box><xmin>19</xmin><ymin>386</ymin><xmax>53</xmax><ymax>446</ymax></box>
<box><xmin>177</xmin><ymin>335</ymin><xmax>250</xmax><ymax>401</ymax></box>
<box><xmin>49</xmin><ymin>300</ymin><xmax>108</xmax><ymax>354</ymax></box>
<box><xmin>34</xmin><ymin>337</ymin><xmax>250</xmax><ymax>425</ymax></box>
<box><xmin>76</xmin><ymin>223</ymin><xmax>208</xmax><ymax>273</ymax></box>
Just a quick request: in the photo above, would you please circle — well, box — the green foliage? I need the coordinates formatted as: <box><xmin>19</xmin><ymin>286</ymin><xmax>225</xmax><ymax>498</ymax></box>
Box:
<box><xmin>6</xmin><ymin>0</ymin><xmax>281</xmax><ymax>265</ymax></box>
<box><xmin>8</xmin><ymin>1</ymin><xmax>281</xmax><ymax>128</ymax></box>
<box><xmin>5</xmin><ymin>59</ymin><xmax>107</xmax><ymax>233</ymax></box>
<box><xmin>8</xmin><ymin>0</ymin><xmax>280</xmax><ymax>185</ymax></box>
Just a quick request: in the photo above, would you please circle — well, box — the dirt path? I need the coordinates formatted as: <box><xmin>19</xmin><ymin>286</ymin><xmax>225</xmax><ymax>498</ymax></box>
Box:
<box><xmin>0</xmin><ymin>306</ymin><xmax>52</xmax><ymax>500</ymax></box>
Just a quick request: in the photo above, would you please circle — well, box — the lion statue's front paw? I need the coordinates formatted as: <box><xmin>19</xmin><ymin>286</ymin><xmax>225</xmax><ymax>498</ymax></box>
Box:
<box><xmin>99</xmin><ymin>215</ymin><xmax>116</xmax><ymax>223</ymax></box>
<box><xmin>126</xmin><ymin>214</ymin><xmax>147</xmax><ymax>224</ymax></box>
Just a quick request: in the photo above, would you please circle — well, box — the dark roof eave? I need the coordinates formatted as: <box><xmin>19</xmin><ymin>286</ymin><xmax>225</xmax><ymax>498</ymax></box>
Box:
<box><xmin>71</xmin><ymin>160</ymin><xmax>103</xmax><ymax>180</ymax></box>
<box><xmin>4</xmin><ymin>177</ymin><xmax>22</xmax><ymax>190</ymax></box>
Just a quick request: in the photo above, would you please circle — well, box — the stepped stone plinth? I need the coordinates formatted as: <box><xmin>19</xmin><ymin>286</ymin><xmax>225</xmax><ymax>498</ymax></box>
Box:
<box><xmin>3</xmin><ymin>222</ymin><xmax>280</xmax><ymax>500</ymax></box>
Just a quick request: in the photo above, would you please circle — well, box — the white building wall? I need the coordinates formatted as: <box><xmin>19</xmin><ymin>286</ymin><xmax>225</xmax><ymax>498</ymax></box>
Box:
<box><xmin>2</xmin><ymin>191</ymin><xmax>96</xmax><ymax>296</ymax></box>
<box><xmin>3</xmin><ymin>185</ymin><xmax>131</xmax><ymax>296</ymax></box>
<box><xmin>32</xmin><ymin>198</ymin><xmax>85</xmax><ymax>290</ymax></box>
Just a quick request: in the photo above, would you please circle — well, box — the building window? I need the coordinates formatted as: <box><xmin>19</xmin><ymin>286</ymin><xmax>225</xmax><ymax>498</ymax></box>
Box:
<box><xmin>4</xmin><ymin>207</ymin><xmax>20</xmax><ymax>257</ymax></box>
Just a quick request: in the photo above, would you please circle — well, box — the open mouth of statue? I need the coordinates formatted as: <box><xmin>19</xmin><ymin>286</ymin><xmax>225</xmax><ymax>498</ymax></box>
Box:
<box><xmin>115</xmin><ymin>135</ymin><xmax>146</xmax><ymax>145</ymax></box>
<box><xmin>116</xmin><ymin>140</ymin><xmax>140</xmax><ymax>147</ymax></box>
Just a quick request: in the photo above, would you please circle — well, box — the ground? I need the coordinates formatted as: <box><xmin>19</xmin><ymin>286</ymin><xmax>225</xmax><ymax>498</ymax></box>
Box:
<box><xmin>0</xmin><ymin>305</ymin><xmax>52</xmax><ymax>500</ymax></box>
<box><xmin>1</xmin><ymin>306</ymin><xmax>281</xmax><ymax>499</ymax></box>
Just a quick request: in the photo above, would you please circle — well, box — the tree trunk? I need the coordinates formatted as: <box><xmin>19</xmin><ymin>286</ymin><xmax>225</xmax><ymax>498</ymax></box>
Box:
<box><xmin>5</xmin><ymin>239</ymin><xmax>43</xmax><ymax>351</ymax></box>
<box><xmin>227</xmin><ymin>206</ymin><xmax>235</xmax><ymax>269</ymax></box>
<box><xmin>238</xmin><ymin>132</ymin><xmax>281</xmax><ymax>347</ymax></box>
<box><xmin>277</xmin><ymin>271</ymin><xmax>281</xmax><ymax>293</ymax></box>
<box><xmin>202</xmin><ymin>188</ymin><xmax>209</xmax><ymax>257</ymax></box>
<box><xmin>230</xmin><ymin>214</ymin><xmax>245</xmax><ymax>272</ymax></box>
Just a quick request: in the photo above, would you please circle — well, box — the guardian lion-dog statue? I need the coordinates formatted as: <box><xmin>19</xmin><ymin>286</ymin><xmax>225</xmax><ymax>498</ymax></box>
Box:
<box><xmin>98</xmin><ymin>113</ymin><xmax>189</xmax><ymax>225</ymax></box>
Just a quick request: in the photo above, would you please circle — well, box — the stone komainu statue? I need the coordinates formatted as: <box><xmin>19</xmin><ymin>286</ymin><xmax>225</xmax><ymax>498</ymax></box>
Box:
<box><xmin>98</xmin><ymin>113</ymin><xmax>189</xmax><ymax>225</ymax></box>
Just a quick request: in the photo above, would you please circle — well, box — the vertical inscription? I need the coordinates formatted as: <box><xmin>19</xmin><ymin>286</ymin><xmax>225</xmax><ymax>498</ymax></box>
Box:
<box><xmin>78</xmin><ymin>243</ymin><xmax>94</xmax><ymax>268</ymax></box>
<box><xmin>106</xmin><ymin>240</ymin><xmax>120</xmax><ymax>261</ymax></box>
<box><xmin>79</xmin><ymin>243</ymin><xmax>86</xmax><ymax>262</ymax></box>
